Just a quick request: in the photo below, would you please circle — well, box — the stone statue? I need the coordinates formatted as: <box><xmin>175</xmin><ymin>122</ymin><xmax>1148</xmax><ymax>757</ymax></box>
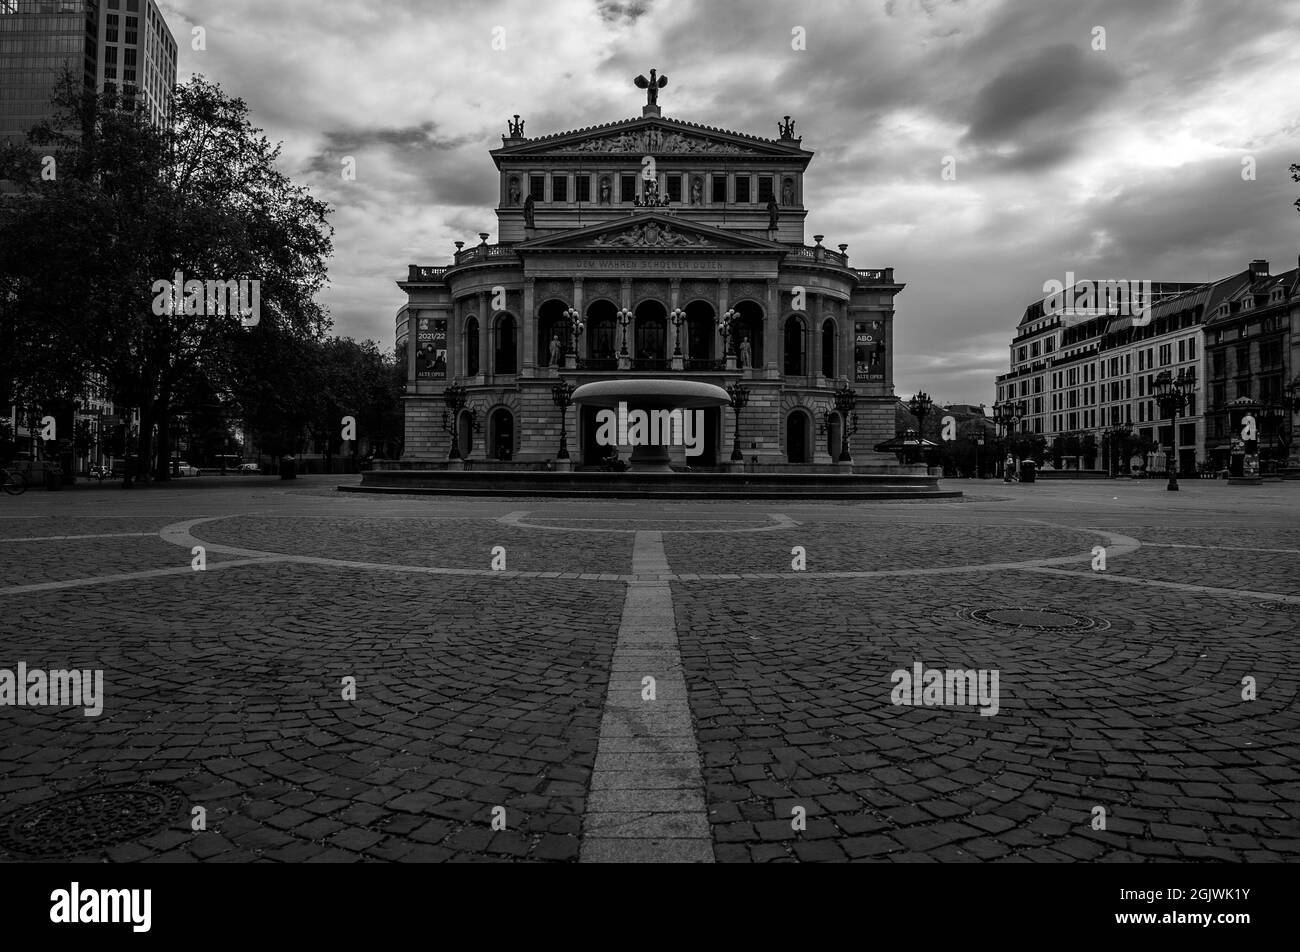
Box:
<box><xmin>635</xmin><ymin>69</ymin><xmax>668</xmax><ymax>106</ymax></box>
<box><xmin>767</xmin><ymin>197</ymin><xmax>779</xmax><ymax>230</ymax></box>
<box><xmin>548</xmin><ymin>334</ymin><xmax>561</xmax><ymax>366</ymax></box>
<box><xmin>739</xmin><ymin>337</ymin><xmax>752</xmax><ymax>368</ymax></box>
<box><xmin>690</xmin><ymin>177</ymin><xmax>703</xmax><ymax>206</ymax></box>
<box><xmin>507</xmin><ymin>178</ymin><xmax>521</xmax><ymax>206</ymax></box>
<box><xmin>523</xmin><ymin>194</ymin><xmax>535</xmax><ymax>228</ymax></box>
<box><xmin>599</xmin><ymin>177</ymin><xmax>611</xmax><ymax>204</ymax></box>
<box><xmin>782</xmin><ymin>178</ymin><xmax>795</xmax><ymax>206</ymax></box>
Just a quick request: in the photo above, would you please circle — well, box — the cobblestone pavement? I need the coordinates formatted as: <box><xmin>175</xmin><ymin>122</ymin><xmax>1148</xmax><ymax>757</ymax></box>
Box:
<box><xmin>0</xmin><ymin>476</ymin><xmax>1297</xmax><ymax>862</ymax></box>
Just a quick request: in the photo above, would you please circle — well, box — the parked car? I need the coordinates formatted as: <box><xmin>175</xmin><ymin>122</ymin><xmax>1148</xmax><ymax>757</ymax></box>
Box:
<box><xmin>173</xmin><ymin>461</ymin><xmax>200</xmax><ymax>477</ymax></box>
<box><xmin>238</xmin><ymin>463</ymin><xmax>261</xmax><ymax>474</ymax></box>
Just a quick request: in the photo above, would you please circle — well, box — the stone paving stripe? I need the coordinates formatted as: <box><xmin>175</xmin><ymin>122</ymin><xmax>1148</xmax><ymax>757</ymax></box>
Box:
<box><xmin>581</xmin><ymin>530</ymin><xmax>713</xmax><ymax>863</ymax></box>
<box><xmin>580</xmin><ymin>838</ymin><xmax>715</xmax><ymax>863</ymax></box>
<box><xmin>1020</xmin><ymin>565</ymin><xmax>1300</xmax><ymax>603</ymax></box>
<box><xmin>0</xmin><ymin>532</ymin><xmax>158</xmax><ymax>543</ymax></box>
<box><xmin>0</xmin><ymin>557</ymin><xmax>286</xmax><ymax>597</ymax></box>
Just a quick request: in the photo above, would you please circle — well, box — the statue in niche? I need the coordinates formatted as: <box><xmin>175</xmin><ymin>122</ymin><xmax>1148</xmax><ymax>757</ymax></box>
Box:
<box><xmin>739</xmin><ymin>337</ymin><xmax>752</xmax><ymax>368</ymax></box>
<box><xmin>782</xmin><ymin>178</ymin><xmax>795</xmax><ymax>206</ymax></box>
<box><xmin>690</xmin><ymin>177</ymin><xmax>703</xmax><ymax>205</ymax></box>
<box><xmin>507</xmin><ymin>177</ymin><xmax>521</xmax><ymax>206</ymax></box>
<box><xmin>599</xmin><ymin>177</ymin><xmax>612</xmax><ymax>204</ymax></box>
<box><xmin>767</xmin><ymin>197</ymin><xmax>780</xmax><ymax>230</ymax></box>
<box><xmin>523</xmin><ymin>194</ymin><xmax>536</xmax><ymax>228</ymax></box>
<box><xmin>549</xmin><ymin>334</ymin><xmax>562</xmax><ymax>367</ymax></box>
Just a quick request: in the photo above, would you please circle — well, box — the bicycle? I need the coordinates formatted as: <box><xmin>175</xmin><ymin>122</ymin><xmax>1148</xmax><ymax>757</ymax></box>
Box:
<box><xmin>2</xmin><ymin>466</ymin><xmax>28</xmax><ymax>496</ymax></box>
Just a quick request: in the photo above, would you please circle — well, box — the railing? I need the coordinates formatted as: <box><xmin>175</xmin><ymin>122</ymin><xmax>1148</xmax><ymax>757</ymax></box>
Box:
<box><xmin>454</xmin><ymin>245</ymin><xmax>517</xmax><ymax>266</ymax></box>
<box><xmin>576</xmin><ymin>358</ymin><xmax>619</xmax><ymax>371</ymax></box>
<box><xmin>685</xmin><ymin>358</ymin><xmax>725</xmax><ymax>372</ymax></box>
<box><xmin>632</xmin><ymin>359</ymin><xmax>671</xmax><ymax>372</ymax></box>
<box><xmin>407</xmin><ymin>265</ymin><xmax>450</xmax><ymax>282</ymax></box>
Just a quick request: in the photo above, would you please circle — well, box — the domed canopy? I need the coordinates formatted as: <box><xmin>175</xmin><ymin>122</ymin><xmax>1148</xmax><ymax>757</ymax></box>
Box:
<box><xmin>573</xmin><ymin>379</ymin><xmax>730</xmax><ymax>409</ymax></box>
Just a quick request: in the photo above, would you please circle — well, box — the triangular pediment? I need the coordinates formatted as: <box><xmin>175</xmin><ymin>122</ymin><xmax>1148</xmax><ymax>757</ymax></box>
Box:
<box><xmin>514</xmin><ymin>214</ymin><xmax>787</xmax><ymax>253</ymax></box>
<box><xmin>494</xmin><ymin>116</ymin><xmax>808</xmax><ymax>159</ymax></box>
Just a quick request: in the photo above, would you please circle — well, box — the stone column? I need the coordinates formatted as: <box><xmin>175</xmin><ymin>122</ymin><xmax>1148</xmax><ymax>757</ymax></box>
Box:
<box><xmin>765</xmin><ymin>279</ymin><xmax>779</xmax><ymax>378</ymax></box>
<box><xmin>522</xmin><ymin>278</ymin><xmax>536</xmax><ymax>376</ymax></box>
<box><xmin>477</xmin><ymin>294</ymin><xmax>489</xmax><ymax>381</ymax></box>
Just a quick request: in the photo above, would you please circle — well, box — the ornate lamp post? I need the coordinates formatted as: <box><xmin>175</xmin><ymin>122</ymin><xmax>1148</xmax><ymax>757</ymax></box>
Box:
<box><xmin>441</xmin><ymin>384</ymin><xmax>469</xmax><ymax>460</ymax></box>
<box><xmin>833</xmin><ymin>379</ymin><xmax>858</xmax><ymax>462</ymax></box>
<box><xmin>669</xmin><ymin>307</ymin><xmax>686</xmax><ymax>365</ymax></box>
<box><xmin>1282</xmin><ymin>375</ymin><xmax>1300</xmax><ymax>475</ymax></box>
<box><xmin>727</xmin><ymin>383</ymin><xmax>750</xmax><ymax>462</ymax></box>
<box><xmin>616</xmin><ymin>308</ymin><xmax>634</xmax><ymax>367</ymax></box>
<box><xmin>1152</xmin><ymin>368</ymin><xmax>1193</xmax><ymax>491</ymax></box>
<box><xmin>718</xmin><ymin>309</ymin><xmax>738</xmax><ymax>370</ymax></box>
<box><xmin>908</xmin><ymin>391</ymin><xmax>933</xmax><ymax>468</ymax></box>
<box><xmin>562</xmin><ymin>307</ymin><xmax>583</xmax><ymax>368</ymax></box>
<box><xmin>551</xmin><ymin>380</ymin><xmax>575</xmax><ymax>461</ymax></box>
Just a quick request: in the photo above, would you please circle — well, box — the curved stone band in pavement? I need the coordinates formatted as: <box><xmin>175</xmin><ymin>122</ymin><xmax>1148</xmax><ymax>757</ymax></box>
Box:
<box><xmin>0</xmin><ymin>479</ymin><xmax>1297</xmax><ymax>862</ymax></box>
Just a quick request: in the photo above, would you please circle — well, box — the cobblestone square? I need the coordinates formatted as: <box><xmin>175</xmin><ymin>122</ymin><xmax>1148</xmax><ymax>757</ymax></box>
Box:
<box><xmin>0</xmin><ymin>477</ymin><xmax>1296</xmax><ymax>862</ymax></box>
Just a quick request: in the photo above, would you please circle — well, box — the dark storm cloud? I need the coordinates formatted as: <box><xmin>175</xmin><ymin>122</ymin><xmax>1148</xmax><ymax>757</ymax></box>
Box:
<box><xmin>159</xmin><ymin>0</ymin><xmax>1300</xmax><ymax>403</ymax></box>
<box><xmin>963</xmin><ymin>44</ymin><xmax>1123</xmax><ymax>146</ymax></box>
<box><xmin>597</xmin><ymin>0</ymin><xmax>653</xmax><ymax>24</ymax></box>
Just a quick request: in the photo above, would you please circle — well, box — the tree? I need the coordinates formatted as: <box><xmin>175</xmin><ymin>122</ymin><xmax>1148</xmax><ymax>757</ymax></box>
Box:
<box><xmin>0</xmin><ymin>75</ymin><xmax>333</xmax><ymax>482</ymax></box>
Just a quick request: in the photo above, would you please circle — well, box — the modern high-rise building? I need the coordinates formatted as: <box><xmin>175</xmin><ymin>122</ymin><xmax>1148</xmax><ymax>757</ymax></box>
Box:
<box><xmin>0</xmin><ymin>0</ymin><xmax>177</xmax><ymax>148</ymax></box>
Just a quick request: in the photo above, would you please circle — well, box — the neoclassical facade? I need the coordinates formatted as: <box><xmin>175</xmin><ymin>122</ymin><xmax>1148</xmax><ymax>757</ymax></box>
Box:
<box><xmin>396</xmin><ymin>78</ymin><xmax>904</xmax><ymax>468</ymax></box>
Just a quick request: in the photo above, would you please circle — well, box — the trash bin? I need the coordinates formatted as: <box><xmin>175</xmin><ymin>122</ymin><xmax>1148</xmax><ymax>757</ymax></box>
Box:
<box><xmin>280</xmin><ymin>456</ymin><xmax>297</xmax><ymax>480</ymax></box>
<box><xmin>1019</xmin><ymin>460</ymin><xmax>1037</xmax><ymax>484</ymax></box>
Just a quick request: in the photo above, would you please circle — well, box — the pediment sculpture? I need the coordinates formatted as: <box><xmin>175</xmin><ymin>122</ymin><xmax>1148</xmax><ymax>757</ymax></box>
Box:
<box><xmin>561</xmin><ymin>128</ymin><xmax>758</xmax><ymax>155</ymax></box>
<box><xmin>590</xmin><ymin>222</ymin><xmax>714</xmax><ymax>248</ymax></box>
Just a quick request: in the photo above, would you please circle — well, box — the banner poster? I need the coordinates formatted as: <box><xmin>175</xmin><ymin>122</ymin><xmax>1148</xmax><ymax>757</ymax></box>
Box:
<box><xmin>416</xmin><ymin>317</ymin><xmax>448</xmax><ymax>379</ymax></box>
<box><xmin>855</xmin><ymin>320</ymin><xmax>885</xmax><ymax>382</ymax></box>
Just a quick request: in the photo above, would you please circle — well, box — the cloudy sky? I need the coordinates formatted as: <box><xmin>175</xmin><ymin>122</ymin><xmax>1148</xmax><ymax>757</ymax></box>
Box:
<box><xmin>160</xmin><ymin>0</ymin><xmax>1300</xmax><ymax>405</ymax></box>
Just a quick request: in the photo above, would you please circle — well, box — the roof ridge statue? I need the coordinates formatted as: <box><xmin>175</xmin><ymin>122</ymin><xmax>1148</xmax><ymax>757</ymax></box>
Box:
<box><xmin>635</xmin><ymin>69</ymin><xmax>668</xmax><ymax>107</ymax></box>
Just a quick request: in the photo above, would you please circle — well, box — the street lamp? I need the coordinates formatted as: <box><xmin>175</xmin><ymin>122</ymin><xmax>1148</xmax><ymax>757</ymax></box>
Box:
<box><xmin>908</xmin><ymin>391</ymin><xmax>933</xmax><ymax>468</ymax></box>
<box><xmin>616</xmin><ymin>308</ymin><xmax>634</xmax><ymax>357</ymax></box>
<box><xmin>1152</xmin><ymin>368</ymin><xmax>1193</xmax><ymax>491</ymax></box>
<box><xmin>669</xmin><ymin>308</ymin><xmax>686</xmax><ymax>358</ymax></box>
<box><xmin>718</xmin><ymin>309</ymin><xmax>738</xmax><ymax>364</ymax></box>
<box><xmin>727</xmin><ymin>383</ymin><xmax>750</xmax><ymax>462</ymax></box>
<box><xmin>563</xmin><ymin>307</ymin><xmax>584</xmax><ymax>362</ymax></box>
<box><xmin>441</xmin><ymin>384</ymin><xmax>468</xmax><ymax>460</ymax></box>
<box><xmin>833</xmin><ymin>380</ymin><xmax>858</xmax><ymax>462</ymax></box>
<box><xmin>551</xmin><ymin>380</ymin><xmax>575</xmax><ymax>461</ymax></box>
<box><xmin>1281</xmin><ymin>375</ymin><xmax>1300</xmax><ymax>474</ymax></box>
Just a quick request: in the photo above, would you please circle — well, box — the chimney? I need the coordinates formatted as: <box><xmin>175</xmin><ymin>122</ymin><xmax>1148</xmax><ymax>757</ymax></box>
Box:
<box><xmin>1249</xmin><ymin>258</ymin><xmax>1269</xmax><ymax>277</ymax></box>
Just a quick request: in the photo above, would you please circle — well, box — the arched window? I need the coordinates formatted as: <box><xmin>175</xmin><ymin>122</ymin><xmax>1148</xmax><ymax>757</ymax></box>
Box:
<box><xmin>493</xmin><ymin>314</ymin><xmax>517</xmax><ymax>375</ymax></box>
<box><xmin>465</xmin><ymin>317</ymin><xmax>480</xmax><ymax>376</ymax></box>
<box><xmin>784</xmin><ymin>316</ymin><xmax>806</xmax><ymax>376</ymax></box>
<box><xmin>821</xmin><ymin>319</ymin><xmax>836</xmax><ymax>378</ymax></box>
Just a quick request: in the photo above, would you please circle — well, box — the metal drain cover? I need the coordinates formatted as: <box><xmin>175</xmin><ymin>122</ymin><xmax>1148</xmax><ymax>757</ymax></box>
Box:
<box><xmin>960</xmin><ymin>606</ymin><xmax>1110</xmax><ymax>632</ymax></box>
<box><xmin>0</xmin><ymin>785</ymin><xmax>181</xmax><ymax>857</ymax></box>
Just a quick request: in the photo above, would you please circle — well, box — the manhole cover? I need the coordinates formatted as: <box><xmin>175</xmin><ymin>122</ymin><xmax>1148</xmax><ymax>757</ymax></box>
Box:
<box><xmin>1253</xmin><ymin>601</ymin><xmax>1300</xmax><ymax>612</ymax></box>
<box><xmin>959</xmin><ymin>606</ymin><xmax>1110</xmax><ymax>632</ymax></box>
<box><xmin>0</xmin><ymin>785</ymin><xmax>181</xmax><ymax>857</ymax></box>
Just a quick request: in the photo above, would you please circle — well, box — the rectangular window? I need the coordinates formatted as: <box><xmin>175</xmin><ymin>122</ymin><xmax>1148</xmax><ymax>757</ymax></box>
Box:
<box><xmin>529</xmin><ymin>175</ymin><xmax>545</xmax><ymax>200</ymax></box>
<box><xmin>106</xmin><ymin>13</ymin><xmax>118</xmax><ymax>41</ymax></box>
<box><xmin>667</xmin><ymin>174</ymin><xmax>682</xmax><ymax>203</ymax></box>
<box><xmin>712</xmin><ymin>175</ymin><xmax>727</xmax><ymax>203</ymax></box>
<box><xmin>1031</xmin><ymin>342</ymin><xmax>1040</xmax><ymax>358</ymax></box>
<box><xmin>620</xmin><ymin>174</ymin><xmax>636</xmax><ymax>202</ymax></box>
<box><xmin>1212</xmin><ymin>352</ymin><xmax>1225</xmax><ymax>377</ymax></box>
<box><xmin>125</xmin><ymin>16</ymin><xmax>137</xmax><ymax>44</ymax></box>
<box><xmin>576</xmin><ymin>175</ymin><xmax>590</xmax><ymax>203</ymax></box>
<box><xmin>1236</xmin><ymin>345</ymin><xmax>1249</xmax><ymax>373</ymax></box>
<box><xmin>1159</xmin><ymin>343</ymin><xmax>1171</xmax><ymax>366</ymax></box>
<box><xmin>735</xmin><ymin>176</ymin><xmax>751</xmax><ymax>203</ymax></box>
<box><xmin>1178</xmin><ymin>339</ymin><xmax>1185</xmax><ymax>362</ymax></box>
<box><xmin>551</xmin><ymin>175</ymin><xmax>567</xmax><ymax>203</ymax></box>
<box><xmin>1185</xmin><ymin>395</ymin><xmax>1196</xmax><ymax>416</ymax></box>
<box><xmin>758</xmin><ymin>176</ymin><xmax>774</xmax><ymax>203</ymax></box>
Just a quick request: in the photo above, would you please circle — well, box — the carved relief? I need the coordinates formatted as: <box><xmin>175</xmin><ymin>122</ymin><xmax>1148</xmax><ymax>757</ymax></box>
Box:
<box><xmin>591</xmin><ymin>221</ymin><xmax>714</xmax><ymax>248</ymax></box>
<box><xmin>681</xmin><ymin>280</ymin><xmax>716</xmax><ymax>304</ymax></box>
<box><xmin>561</xmin><ymin>127</ymin><xmax>759</xmax><ymax>155</ymax></box>
<box><xmin>535</xmin><ymin>279</ymin><xmax>570</xmax><ymax>301</ymax></box>
<box><xmin>586</xmin><ymin>280</ymin><xmax>621</xmax><ymax>303</ymax></box>
<box><xmin>634</xmin><ymin>280</ymin><xmax>671</xmax><ymax>303</ymax></box>
<box><xmin>731</xmin><ymin>281</ymin><xmax>766</xmax><ymax>303</ymax></box>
